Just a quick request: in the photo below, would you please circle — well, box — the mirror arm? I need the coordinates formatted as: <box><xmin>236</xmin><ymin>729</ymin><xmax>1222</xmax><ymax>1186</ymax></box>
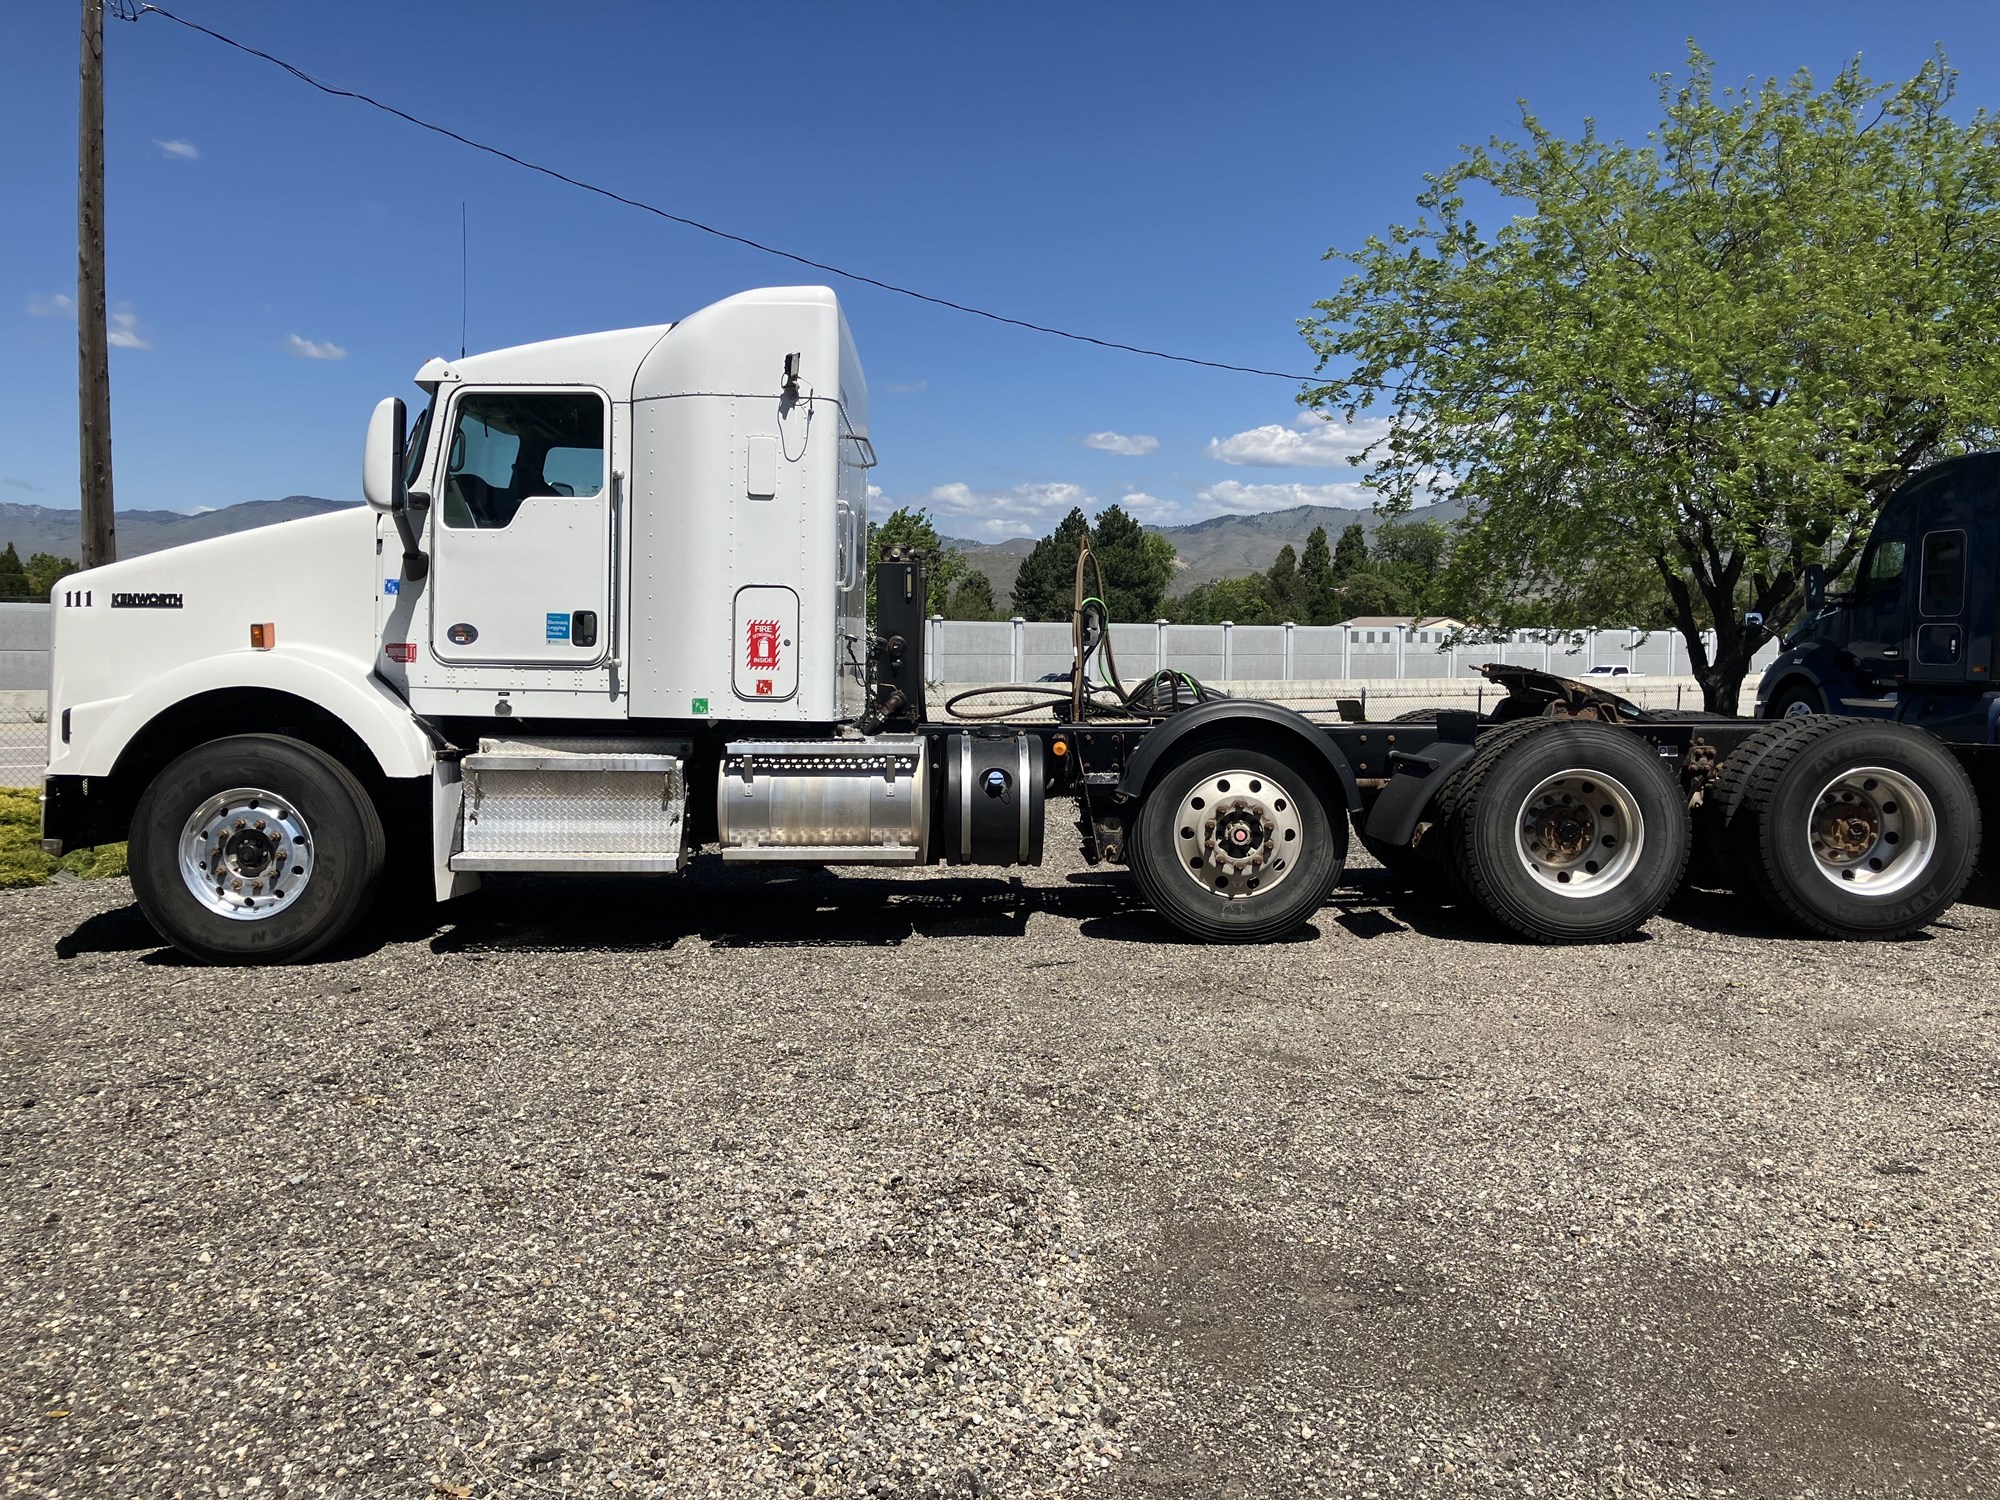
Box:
<box><xmin>387</xmin><ymin>405</ymin><xmax>430</xmax><ymax>581</ymax></box>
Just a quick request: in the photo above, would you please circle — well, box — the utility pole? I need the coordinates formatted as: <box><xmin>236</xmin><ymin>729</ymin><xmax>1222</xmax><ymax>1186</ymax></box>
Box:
<box><xmin>78</xmin><ymin>0</ymin><xmax>117</xmax><ymax>568</ymax></box>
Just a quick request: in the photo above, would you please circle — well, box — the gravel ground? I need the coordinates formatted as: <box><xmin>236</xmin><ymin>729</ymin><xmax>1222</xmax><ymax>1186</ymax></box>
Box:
<box><xmin>3</xmin><ymin>846</ymin><xmax>1998</xmax><ymax>1499</ymax></box>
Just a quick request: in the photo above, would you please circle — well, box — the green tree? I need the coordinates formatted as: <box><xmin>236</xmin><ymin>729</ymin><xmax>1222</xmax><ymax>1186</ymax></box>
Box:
<box><xmin>866</xmin><ymin>507</ymin><xmax>967</xmax><ymax>617</ymax></box>
<box><xmin>1089</xmin><ymin>504</ymin><xmax>1176</xmax><ymax>621</ymax></box>
<box><xmin>0</xmin><ymin>544</ymin><xmax>28</xmax><ymax>600</ymax></box>
<box><xmin>1331</xmin><ymin>523</ymin><xmax>1367</xmax><ymax>584</ymax></box>
<box><xmin>1264</xmin><ymin>544</ymin><xmax>1302</xmax><ymax>621</ymax></box>
<box><xmin>1334</xmin><ymin>570</ymin><xmax>1407</xmax><ymax>620</ymax></box>
<box><xmin>24</xmin><ymin>553</ymin><xmax>77</xmax><ymax>598</ymax></box>
<box><xmin>944</xmin><ymin>571</ymin><xmax>999</xmax><ymax>621</ymax></box>
<box><xmin>1301</xmin><ymin>46</ymin><xmax>2000</xmax><ymax>711</ymax></box>
<box><xmin>1010</xmin><ymin>508</ymin><xmax>1094</xmax><ymax>620</ymax></box>
<box><xmin>1009</xmin><ymin>506</ymin><xmax>1178</xmax><ymax>621</ymax></box>
<box><xmin>1298</xmin><ymin>525</ymin><xmax>1336</xmax><ymax>624</ymax></box>
<box><xmin>1166</xmin><ymin>574</ymin><xmax>1281</xmax><ymax>625</ymax></box>
<box><xmin>1370</xmin><ymin>519</ymin><xmax>1450</xmax><ymax>616</ymax></box>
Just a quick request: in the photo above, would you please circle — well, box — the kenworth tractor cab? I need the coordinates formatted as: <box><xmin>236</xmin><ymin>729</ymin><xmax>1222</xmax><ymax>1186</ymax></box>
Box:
<box><xmin>39</xmin><ymin>287</ymin><xmax>1988</xmax><ymax>963</ymax></box>
<box><xmin>1757</xmin><ymin>452</ymin><xmax>2000</xmax><ymax>744</ymax></box>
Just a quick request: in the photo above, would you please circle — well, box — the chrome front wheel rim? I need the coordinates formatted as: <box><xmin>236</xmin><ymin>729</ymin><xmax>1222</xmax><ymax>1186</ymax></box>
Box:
<box><xmin>1173</xmin><ymin>768</ymin><xmax>1304</xmax><ymax>900</ymax></box>
<box><xmin>1512</xmin><ymin>769</ymin><xmax>1645</xmax><ymax>897</ymax></box>
<box><xmin>1806</xmin><ymin>766</ymin><xmax>1936</xmax><ymax>896</ymax></box>
<box><xmin>177</xmin><ymin>787</ymin><xmax>316</xmax><ymax>921</ymax></box>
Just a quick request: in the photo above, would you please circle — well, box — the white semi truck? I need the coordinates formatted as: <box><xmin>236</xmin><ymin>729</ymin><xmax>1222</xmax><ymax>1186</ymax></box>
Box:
<box><xmin>38</xmin><ymin>286</ymin><xmax>1985</xmax><ymax>962</ymax></box>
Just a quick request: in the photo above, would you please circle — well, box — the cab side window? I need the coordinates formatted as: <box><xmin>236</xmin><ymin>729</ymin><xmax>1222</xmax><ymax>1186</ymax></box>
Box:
<box><xmin>1859</xmin><ymin>537</ymin><xmax>1907</xmax><ymax>599</ymax></box>
<box><xmin>1920</xmin><ymin>529</ymin><xmax>1966</xmax><ymax>617</ymax></box>
<box><xmin>442</xmin><ymin>391</ymin><xmax>605</xmax><ymax>530</ymax></box>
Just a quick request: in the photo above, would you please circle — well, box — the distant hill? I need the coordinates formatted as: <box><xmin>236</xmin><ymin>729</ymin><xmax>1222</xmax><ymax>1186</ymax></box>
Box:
<box><xmin>0</xmin><ymin>497</ymin><xmax>356</xmax><ymax>562</ymax></box>
<box><xmin>948</xmin><ymin>499</ymin><xmax>1469</xmax><ymax>603</ymax></box>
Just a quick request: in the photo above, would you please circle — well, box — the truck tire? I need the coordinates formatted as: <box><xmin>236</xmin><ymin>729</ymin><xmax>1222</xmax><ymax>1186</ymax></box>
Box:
<box><xmin>1687</xmin><ymin>719</ymin><xmax>1838</xmax><ymax>888</ymax></box>
<box><xmin>1130</xmin><ymin>739</ymin><xmax>1346</xmax><ymax>942</ymax></box>
<box><xmin>129</xmin><ymin>734</ymin><xmax>387</xmax><ymax>965</ymax></box>
<box><xmin>1727</xmin><ymin>721</ymin><xmax>1978</xmax><ymax>939</ymax></box>
<box><xmin>1414</xmin><ymin>716</ymin><xmax>1557</xmax><ymax>895</ymax></box>
<box><xmin>1446</xmin><ymin>719</ymin><xmax>1690</xmax><ymax>943</ymax></box>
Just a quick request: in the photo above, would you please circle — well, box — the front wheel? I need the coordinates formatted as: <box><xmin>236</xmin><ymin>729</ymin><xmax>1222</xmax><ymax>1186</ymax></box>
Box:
<box><xmin>1129</xmin><ymin>740</ymin><xmax>1346</xmax><ymax>942</ymax></box>
<box><xmin>1764</xmin><ymin>682</ymin><xmax>1826</xmax><ymax>719</ymax></box>
<box><xmin>129</xmin><ymin>734</ymin><xmax>387</xmax><ymax>964</ymax></box>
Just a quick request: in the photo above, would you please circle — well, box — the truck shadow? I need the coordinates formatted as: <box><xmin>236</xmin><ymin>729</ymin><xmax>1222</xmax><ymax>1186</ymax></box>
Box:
<box><xmin>51</xmin><ymin>859</ymin><xmax>1966</xmax><ymax>964</ymax></box>
<box><xmin>418</xmin><ymin>862</ymin><xmax>1148</xmax><ymax>956</ymax></box>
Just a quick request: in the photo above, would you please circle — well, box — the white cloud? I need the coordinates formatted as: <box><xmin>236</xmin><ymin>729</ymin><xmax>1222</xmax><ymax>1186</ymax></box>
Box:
<box><xmin>866</xmin><ymin>484</ymin><xmax>884</xmax><ymax>501</ymax></box>
<box><xmin>1207</xmin><ymin>412</ymin><xmax>1390</xmax><ymax>468</ymax></box>
<box><xmin>917</xmin><ymin>480</ymin><xmax>1100</xmax><ymax>540</ymax></box>
<box><xmin>1082</xmin><ymin>431</ymin><xmax>1159</xmax><ymax>456</ymax></box>
<box><xmin>27</xmin><ymin>293</ymin><xmax>74</xmax><ymax>318</ymax></box>
<box><xmin>285</xmin><ymin>333</ymin><xmax>347</xmax><ymax>361</ymax></box>
<box><xmin>883</xmin><ymin>379</ymin><xmax>927</xmax><ymax>394</ymax></box>
<box><xmin>107</xmin><ymin>309</ymin><xmax>150</xmax><ymax>349</ymax></box>
<box><xmin>154</xmin><ymin>138</ymin><xmax>199</xmax><ymax>161</ymax></box>
<box><xmin>1194</xmin><ymin>479</ymin><xmax>1372</xmax><ymax>514</ymax></box>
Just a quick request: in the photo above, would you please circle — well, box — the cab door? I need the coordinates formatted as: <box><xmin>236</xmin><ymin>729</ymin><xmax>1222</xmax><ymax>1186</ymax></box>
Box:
<box><xmin>426</xmin><ymin>387</ymin><xmax>612</xmax><ymax>668</ymax></box>
<box><xmin>1909</xmin><ymin>526</ymin><xmax>1970</xmax><ymax>684</ymax></box>
<box><xmin>1842</xmin><ymin>525</ymin><xmax>1913</xmax><ymax>681</ymax></box>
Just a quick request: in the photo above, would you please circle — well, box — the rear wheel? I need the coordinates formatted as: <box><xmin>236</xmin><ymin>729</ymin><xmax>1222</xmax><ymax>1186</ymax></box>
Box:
<box><xmin>129</xmin><ymin>734</ymin><xmax>387</xmax><ymax>964</ymax></box>
<box><xmin>1130</xmin><ymin>740</ymin><xmax>1345</xmax><ymax>942</ymax></box>
<box><xmin>1445</xmin><ymin>720</ymin><xmax>1690</xmax><ymax>943</ymax></box>
<box><xmin>1729</xmin><ymin>721</ymin><xmax>1978</xmax><ymax>938</ymax></box>
<box><xmin>1688</xmin><ymin>719</ymin><xmax>1837</xmax><ymax>888</ymax></box>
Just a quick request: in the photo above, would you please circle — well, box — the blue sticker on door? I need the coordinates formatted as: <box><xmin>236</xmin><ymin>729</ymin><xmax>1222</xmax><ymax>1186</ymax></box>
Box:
<box><xmin>545</xmin><ymin>612</ymin><xmax>570</xmax><ymax>641</ymax></box>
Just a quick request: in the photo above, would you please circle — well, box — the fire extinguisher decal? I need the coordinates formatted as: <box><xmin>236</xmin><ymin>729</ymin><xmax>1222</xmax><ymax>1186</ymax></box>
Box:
<box><xmin>732</xmin><ymin>585</ymin><xmax>798</xmax><ymax>701</ymax></box>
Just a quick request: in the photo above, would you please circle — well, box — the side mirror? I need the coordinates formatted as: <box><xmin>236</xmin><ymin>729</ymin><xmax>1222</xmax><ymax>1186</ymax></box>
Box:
<box><xmin>364</xmin><ymin>395</ymin><xmax>429</xmax><ymax>579</ymax></box>
<box><xmin>363</xmin><ymin>397</ymin><xmax>406</xmax><ymax>512</ymax></box>
<box><xmin>1802</xmin><ymin>563</ymin><xmax>1826</xmax><ymax>613</ymax></box>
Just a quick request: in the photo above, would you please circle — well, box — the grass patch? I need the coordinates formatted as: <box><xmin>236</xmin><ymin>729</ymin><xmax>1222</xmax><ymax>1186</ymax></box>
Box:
<box><xmin>0</xmin><ymin>785</ymin><xmax>127</xmax><ymax>889</ymax></box>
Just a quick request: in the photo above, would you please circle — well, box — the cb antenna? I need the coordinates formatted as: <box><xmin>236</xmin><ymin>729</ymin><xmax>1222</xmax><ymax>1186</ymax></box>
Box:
<box><xmin>459</xmin><ymin>201</ymin><xmax>468</xmax><ymax>359</ymax></box>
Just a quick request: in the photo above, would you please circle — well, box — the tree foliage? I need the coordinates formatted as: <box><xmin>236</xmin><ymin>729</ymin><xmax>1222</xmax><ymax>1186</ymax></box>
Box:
<box><xmin>1331</xmin><ymin>523</ymin><xmax>1367</xmax><ymax>583</ymax></box>
<box><xmin>0</xmin><ymin>548</ymin><xmax>83</xmax><ymax>601</ymax></box>
<box><xmin>944</xmin><ymin>571</ymin><xmax>998</xmax><ymax>621</ymax></box>
<box><xmin>1010</xmin><ymin>506</ymin><xmax>1176</xmax><ymax>621</ymax></box>
<box><xmin>1301</xmin><ymin>46</ymin><xmax>2000</xmax><ymax>710</ymax></box>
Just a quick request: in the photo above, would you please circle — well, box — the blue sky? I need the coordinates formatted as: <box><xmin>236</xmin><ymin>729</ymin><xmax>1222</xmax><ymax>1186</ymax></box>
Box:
<box><xmin>5</xmin><ymin>2</ymin><xmax>1998</xmax><ymax>543</ymax></box>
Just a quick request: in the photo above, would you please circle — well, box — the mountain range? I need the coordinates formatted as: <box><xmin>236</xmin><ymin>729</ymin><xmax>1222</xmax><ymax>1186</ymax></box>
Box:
<box><xmin>947</xmin><ymin>499</ymin><xmax>1469</xmax><ymax>601</ymax></box>
<box><xmin>2</xmin><ymin>495</ymin><xmax>1466</xmax><ymax>600</ymax></box>
<box><xmin>0</xmin><ymin>497</ymin><xmax>356</xmax><ymax>562</ymax></box>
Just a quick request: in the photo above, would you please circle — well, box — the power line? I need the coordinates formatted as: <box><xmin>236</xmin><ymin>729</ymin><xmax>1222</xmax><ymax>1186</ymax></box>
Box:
<box><xmin>122</xmin><ymin>3</ymin><xmax>1339</xmax><ymax>385</ymax></box>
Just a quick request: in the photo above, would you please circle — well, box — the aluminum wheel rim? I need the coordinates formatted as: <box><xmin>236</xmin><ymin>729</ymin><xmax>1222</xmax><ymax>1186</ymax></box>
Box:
<box><xmin>1173</xmin><ymin>768</ymin><xmax>1304</xmax><ymax>900</ymax></box>
<box><xmin>177</xmin><ymin>787</ymin><xmax>315</xmax><ymax>921</ymax></box>
<box><xmin>1512</xmin><ymin>769</ymin><xmax>1645</xmax><ymax>898</ymax></box>
<box><xmin>1806</xmin><ymin>765</ymin><xmax>1936</xmax><ymax>896</ymax></box>
<box><xmin>1781</xmin><ymin>698</ymin><xmax>1817</xmax><ymax>719</ymax></box>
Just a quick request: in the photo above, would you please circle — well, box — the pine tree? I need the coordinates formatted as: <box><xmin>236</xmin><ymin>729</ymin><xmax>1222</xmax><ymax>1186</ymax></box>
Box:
<box><xmin>1009</xmin><ymin>509</ymin><xmax>1096</xmax><ymax>620</ymax></box>
<box><xmin>1332</xmin><ymin>523</ymin><xmax>1367</xmax><ymax>583</ymax></box>
<box><xmin>1089</xmin><ymin>505</ymin><xmax>1175</xmax><ymax>621</ymax></box>
<box><xmin>0</xmin><ymin>544</ymin><xmax>30</xmax><ymax>600</ymax></box>
<box><xmin>1299</xmin><ymin>525</ymin><xmax>1335</xmax><ymax>624</ymax></box>
<box><xmin>1265</xmin><ymin>544</ymin><xmax>1301</xmax><ymax>620</ymax></box>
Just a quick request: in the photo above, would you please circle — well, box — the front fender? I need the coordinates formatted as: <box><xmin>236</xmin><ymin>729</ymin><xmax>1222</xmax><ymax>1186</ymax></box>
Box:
<box><xmin>1116</xmin><ymin>699</ymin><xmax>1361</xmax><ymax>812</ymax></box>
<box><xmin>55</xmin><ymin>646</ymin><xmax>434</xmax><ymax>780</ymax></box>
